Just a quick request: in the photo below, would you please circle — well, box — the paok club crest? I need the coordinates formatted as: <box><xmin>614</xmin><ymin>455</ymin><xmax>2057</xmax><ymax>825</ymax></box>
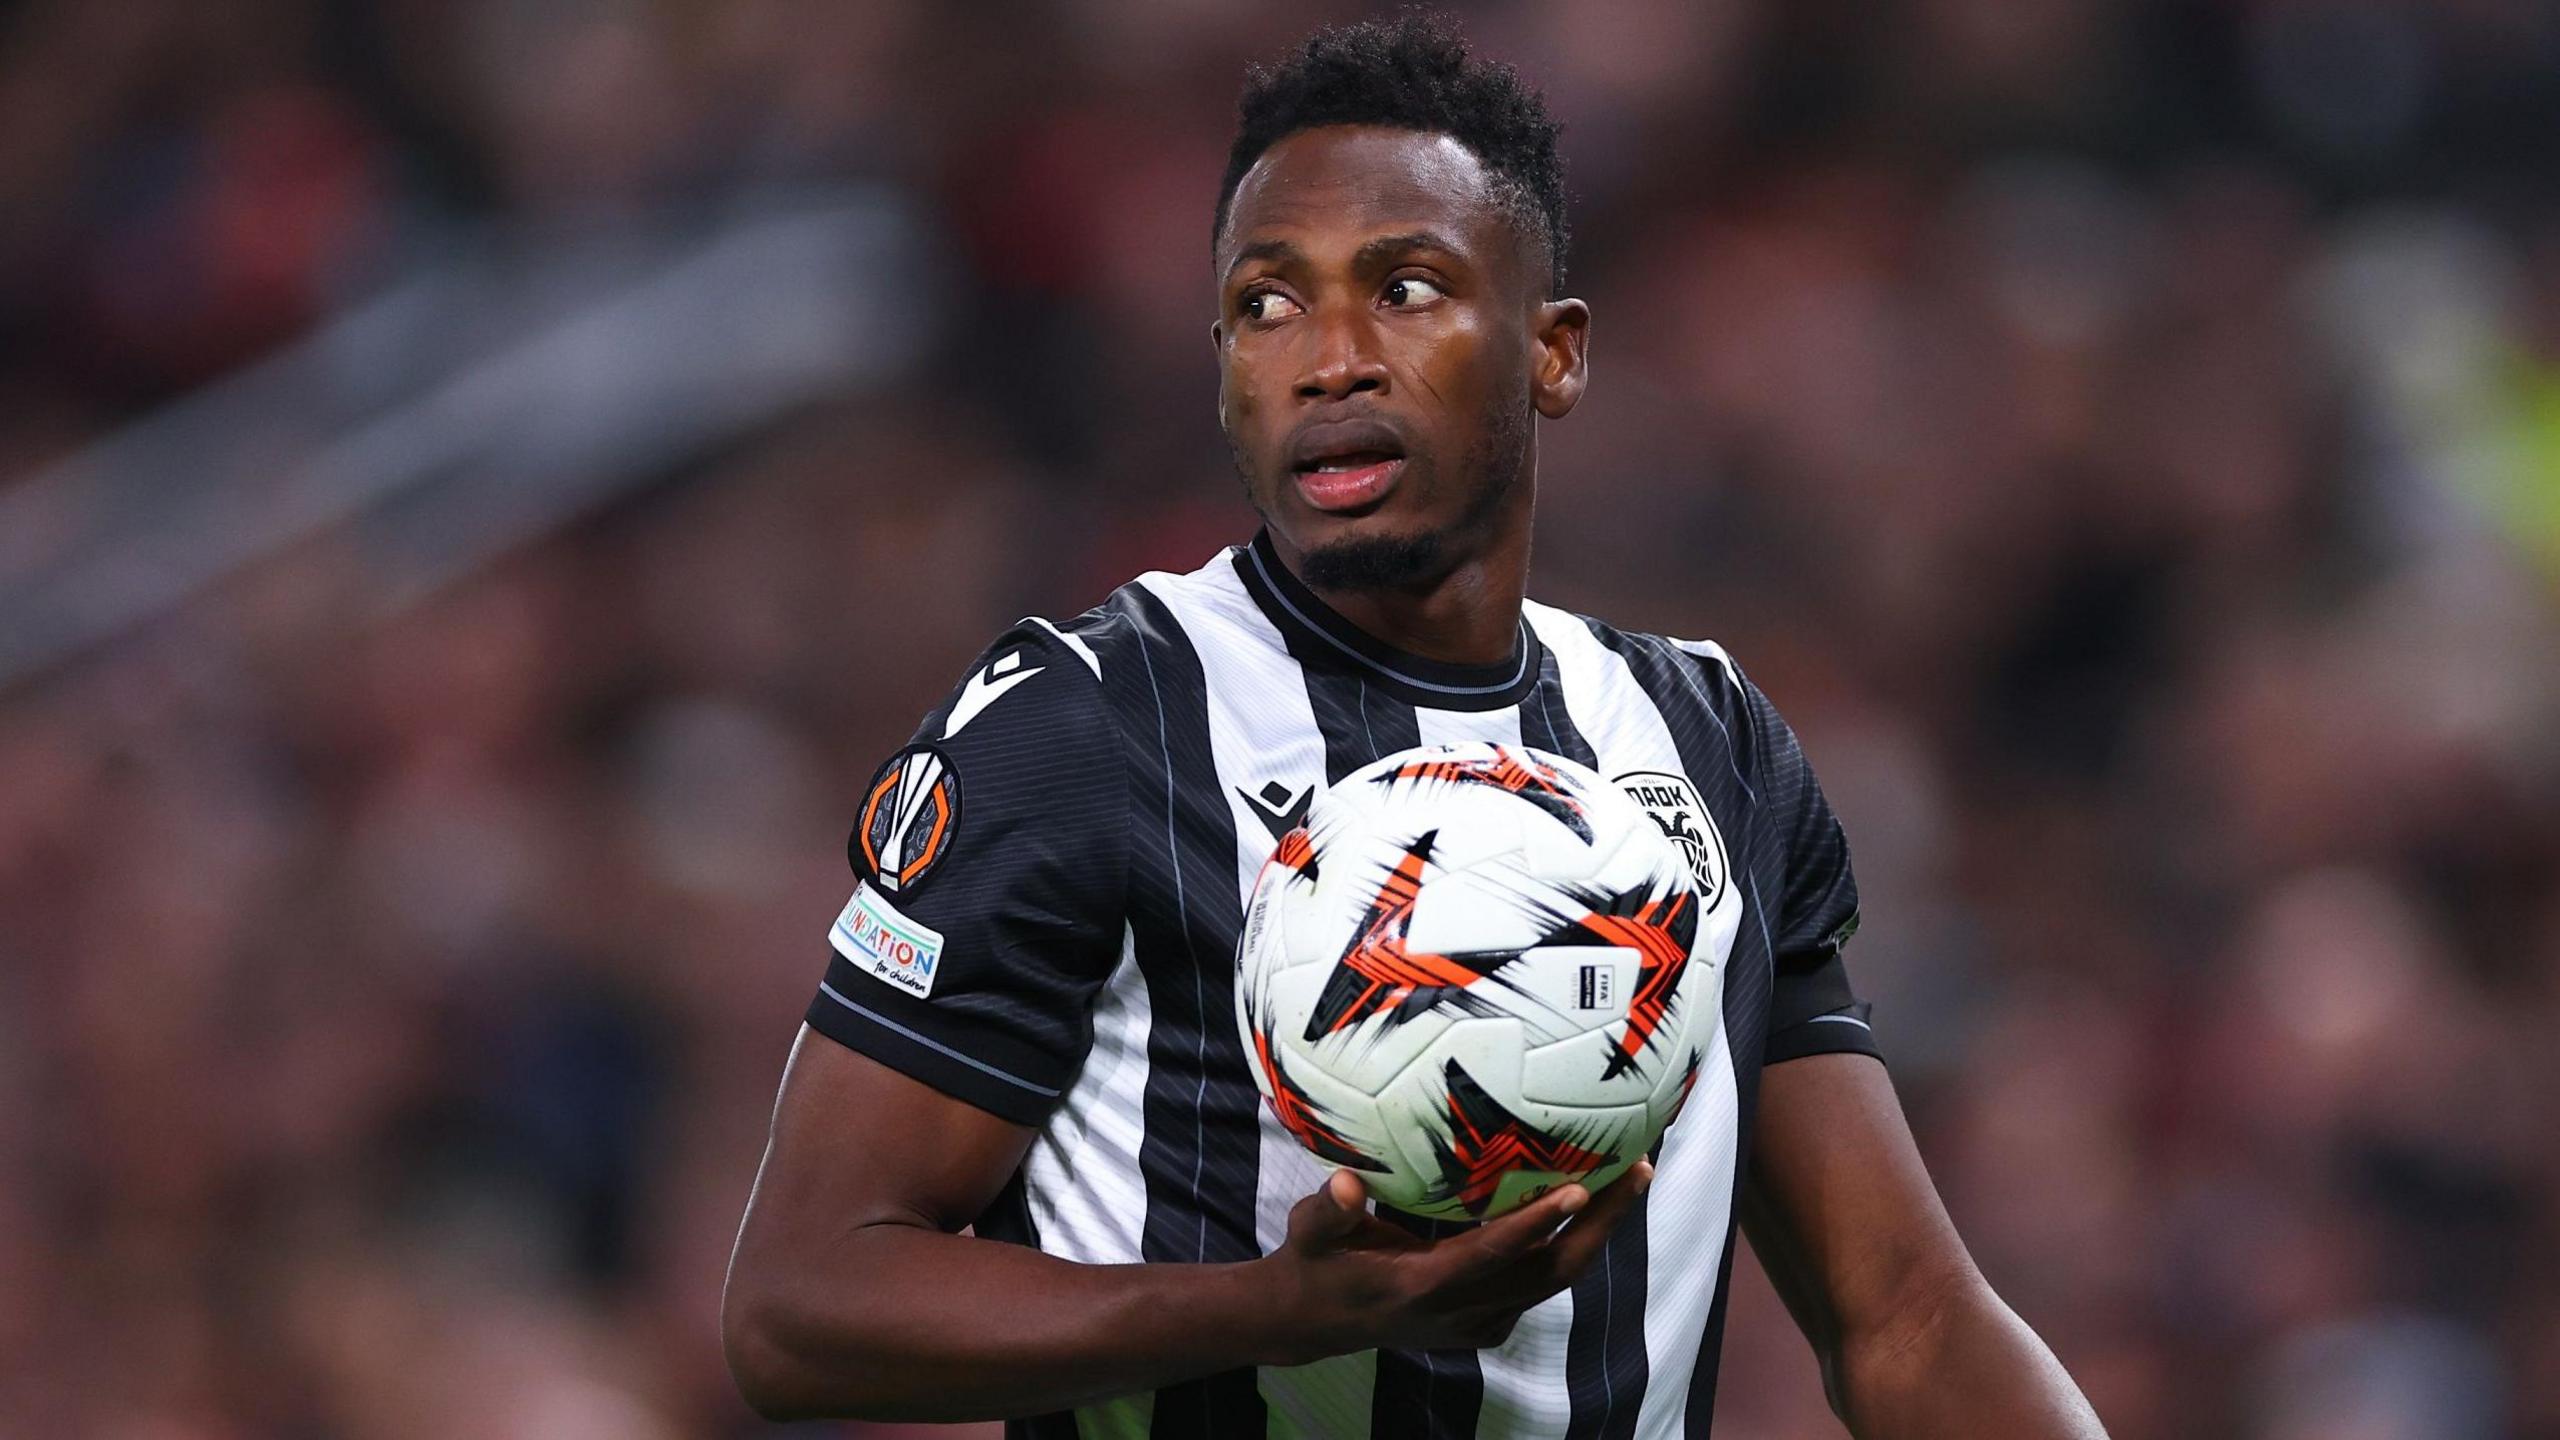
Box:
<box><xmin>1614</xmin><ymin>769</ymin><xmax>1728</xmax><ymax>909</ymax></box>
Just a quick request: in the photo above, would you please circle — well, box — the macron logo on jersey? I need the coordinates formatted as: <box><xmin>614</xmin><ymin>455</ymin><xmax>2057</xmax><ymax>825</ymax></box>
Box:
<box><xmin>1238</xmin><ymin>779</ymin><xmax>1314</xmax><ymax>841</ymax></box>
<box><xmin>943</xmin><ymin>650</ymin><xmax>1044</xmax><ymax>739</ymax></box>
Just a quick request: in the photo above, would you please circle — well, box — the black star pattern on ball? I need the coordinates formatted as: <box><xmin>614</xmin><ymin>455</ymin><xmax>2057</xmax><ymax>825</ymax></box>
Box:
<box><xmin>1422</xmin><ymin>1058</ymin><xmax>1621</xmax><ymax>1218</ymax></box>
<box><xmin>1302</xmin><ymin>832</ymin><xmax>1529</xmax><ymax>1040</ymax></box>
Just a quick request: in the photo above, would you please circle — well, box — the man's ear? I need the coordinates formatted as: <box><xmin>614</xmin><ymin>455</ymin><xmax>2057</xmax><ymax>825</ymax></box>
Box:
<box><xmin>1532</xmin><ymin>298</ymin><xmax>1590</xmax><ymax>420</ymax></box>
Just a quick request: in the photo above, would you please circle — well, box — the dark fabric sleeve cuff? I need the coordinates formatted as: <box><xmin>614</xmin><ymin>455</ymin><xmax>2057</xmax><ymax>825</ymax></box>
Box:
<box><xmin>1769</xmin><ymin>947</ymin><xmax>1858</xmax><ymax>1025</ymax></box>
<box><xmin>1764</xmin><ymin>1000</ymin><xmax>1884</xmax><ymax>1066</ymax></box>
<box><xmin>1766</xmin><ymin>948</ymin><xmax>1881</xmax><ymax>1066</ymax></box>
<box><xmin>803</xmin><ymin>959</ymin><xmax>1067</xmax><ymax>1127</ymax></box>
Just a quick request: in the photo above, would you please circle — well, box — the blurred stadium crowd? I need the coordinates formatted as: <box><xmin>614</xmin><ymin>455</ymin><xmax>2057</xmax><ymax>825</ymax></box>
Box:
<box><xmin>2</xmin><ymin>1</ymin><xmax>2557</xmax><ymax>1437</ymax></box>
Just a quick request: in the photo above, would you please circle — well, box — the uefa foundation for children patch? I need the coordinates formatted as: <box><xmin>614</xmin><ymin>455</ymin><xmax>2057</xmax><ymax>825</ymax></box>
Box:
<box><xmin>830</xmin><ymin>883</ymin><xmax>947</xmax><ymax>1000</ymax></box>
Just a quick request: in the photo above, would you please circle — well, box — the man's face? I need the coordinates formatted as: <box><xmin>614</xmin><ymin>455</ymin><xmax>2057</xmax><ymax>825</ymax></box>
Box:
<box><xmin>1214</xmin><ymin>126</ymin><xmax>1586</xmax><ymax>590</ymax></box>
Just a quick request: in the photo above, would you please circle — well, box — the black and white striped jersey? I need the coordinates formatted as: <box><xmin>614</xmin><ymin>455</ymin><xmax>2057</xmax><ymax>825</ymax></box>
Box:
<box><xmin>807</xmin><ymin>531</ymin><xmax>1878</xmax><ymax>1440</ymax></box>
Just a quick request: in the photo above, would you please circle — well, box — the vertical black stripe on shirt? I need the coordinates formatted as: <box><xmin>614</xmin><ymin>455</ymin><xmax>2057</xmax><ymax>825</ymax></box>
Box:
<box><xmin>973</xmin><ymin>1164</ymin><xmax>1038</xmax><ymax>1248</ymax></box>
<box><xmin>1593</xmin><ymin>631</ymin><xmax>1773</xmax><ymax>1139</ymax></box>
<box><xmin>1303</xmin><ymin>663</ymin><xmax>1423</xmax><ymax>785</ymax></box>
<box><xmin>1301</xmin><ymin>664</ymin><xmax>1488</xmax><ymax>1440</ymax></box>
<box><xmin>1524</xmin><ymin>645</ymin><xmax>1598</xmax><ymax>773</ymax></box>
<box><xmin>1583</xmin><ymin>625</ymin><xmax>1772</xmax><ymax>1439</ymax></box>
<box><xmin>1107</xmin><ymin>585</ymin><xmax>1266</xmax><ymax>1440</ymax></box>
<box><xmin>1526</xmin><ymin>651</ymin><xmax>1654</xmax><ymax>1440</ymax></box>
<box><xmin>1000</xmin><ymin>1412</ymin><xmax>1082</xmax><ymax>1440</ymax></box>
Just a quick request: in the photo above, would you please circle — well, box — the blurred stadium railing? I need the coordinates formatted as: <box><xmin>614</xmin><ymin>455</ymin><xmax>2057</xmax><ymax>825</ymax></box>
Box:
<box><xmin>0</xmin><ymin>186</ymin><xmax>933</xmax><ymax>690</ymax></box>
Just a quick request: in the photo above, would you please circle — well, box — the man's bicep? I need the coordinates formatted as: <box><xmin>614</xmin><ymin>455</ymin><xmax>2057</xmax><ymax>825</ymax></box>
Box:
<box><xmin>751</xmin><ymin>1026</ymin><xmax>1039</xmax><ymax>1237</ymax></box>
<box><xmin>1742</xmin><ymin>1052</ymin><xmax>1978</xmax><ymax>1357</ymax></box>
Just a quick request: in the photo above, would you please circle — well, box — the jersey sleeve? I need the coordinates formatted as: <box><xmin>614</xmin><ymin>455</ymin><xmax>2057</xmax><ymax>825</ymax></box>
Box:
<box><xmin>805</xmin><ymin>620</ymin><xmax>1128</xmax><ymax>1125</ymax></box>
<box><xmin>1738</xmin><ymin>672</ymin><xmax>1881</xmax><ymax>1067</ymax></box>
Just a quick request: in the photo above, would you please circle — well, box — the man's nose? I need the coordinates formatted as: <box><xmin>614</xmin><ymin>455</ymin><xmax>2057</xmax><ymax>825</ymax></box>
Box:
<box><xmin>1296</xmin><ymin>310</ymin><xmax>1389</xmax><ymax>400</ymax></box>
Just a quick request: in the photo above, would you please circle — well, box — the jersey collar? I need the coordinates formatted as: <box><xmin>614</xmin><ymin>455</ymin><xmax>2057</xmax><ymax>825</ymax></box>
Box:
<box><xmin>1233</xmin><ymin>529</ymin><xmax>1543</xmax><ymax>713</ymax></box>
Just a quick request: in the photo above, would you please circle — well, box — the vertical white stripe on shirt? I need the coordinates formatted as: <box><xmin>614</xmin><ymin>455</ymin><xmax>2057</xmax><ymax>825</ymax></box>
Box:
<box><xmin>1526</xmin><ymin>603</ymin><xmax>1746</xmax><ymax>1440</ymax></box>
<box><xmin>1022</xmin><ymin>925</ymin><xmax>1154</xmax><ymax>1439</ymax></box>
<box><xmin>1137</xmin><ymin>557</ymin><xmax>1376</xmax><ymax>1440</ymax></box>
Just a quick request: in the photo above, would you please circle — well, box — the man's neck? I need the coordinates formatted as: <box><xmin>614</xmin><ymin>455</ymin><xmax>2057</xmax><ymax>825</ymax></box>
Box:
<box><xmin>1268</xmin><ymin>514</ymin><xmax>1533</xmax><ymax>668</ymax></box>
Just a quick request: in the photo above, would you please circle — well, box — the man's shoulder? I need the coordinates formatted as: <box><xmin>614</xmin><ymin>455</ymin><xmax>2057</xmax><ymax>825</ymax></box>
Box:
<box><xmin>930</xmin><ymin>545</ymin><xmax>1257</xmax><ymax>740</ymax></box>
<box><xmin>932</xmin><ymin>615</ymin><xmax>1107</xmax><ymax>726</ymax></box>
<box><xmin>1056</xmin><ymin>543</ymin><xmax>1267</xmax><ymax>650</ymax></box>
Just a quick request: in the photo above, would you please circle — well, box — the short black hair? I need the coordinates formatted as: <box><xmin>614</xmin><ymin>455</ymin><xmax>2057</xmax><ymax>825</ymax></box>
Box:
<box><xmin>1216</xmin><ymin>12</ymin><xmax>1569</xmax><ymax>298</ymax></box>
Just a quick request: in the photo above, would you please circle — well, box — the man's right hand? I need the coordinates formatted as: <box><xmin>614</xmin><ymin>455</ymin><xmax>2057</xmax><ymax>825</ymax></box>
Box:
<box><xmin>727</xmin><ymin>1029</ymin><xmax>1657</xmax><ymax>1422</ymax></box>
<box><xmin>1262</xmin><ymin>1161</ymin><xmax>1655</xmax><ymax>1362</ymax></box>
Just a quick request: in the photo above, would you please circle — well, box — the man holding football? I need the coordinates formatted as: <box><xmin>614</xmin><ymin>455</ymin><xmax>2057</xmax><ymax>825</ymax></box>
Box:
<box><xmin>724</xmin><ymin>15</ymin><xmax>2107</xmax><ymax>1439</ymax></box>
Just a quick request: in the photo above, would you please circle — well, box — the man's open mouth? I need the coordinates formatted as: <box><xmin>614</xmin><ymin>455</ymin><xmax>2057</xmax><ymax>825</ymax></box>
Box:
<box><xmin>1288</xmin><ymin>422</ymin><xmax>1408</xmax><ymax>513</ymax></box>
<box><xmin>1296</xmin><ymin>448</ymin><xmax>1401</xmax><ymax>474</ymax></box>
<box><xmin>1292</xmin><ymin>453</ymin><xmax>1404</xmax><ymax>512</ymax></box>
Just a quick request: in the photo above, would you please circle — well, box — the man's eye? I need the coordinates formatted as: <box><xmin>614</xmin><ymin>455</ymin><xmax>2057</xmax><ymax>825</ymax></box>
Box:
<box><xmin>1384</xmin><ymin>277</ymin><xmax>1446</xmax><ymax>308</ymax></box>
<box><xmin>1243</xmin><ymin>290</ymin><xmax>1303</xmax><ymax>321</ymax></box>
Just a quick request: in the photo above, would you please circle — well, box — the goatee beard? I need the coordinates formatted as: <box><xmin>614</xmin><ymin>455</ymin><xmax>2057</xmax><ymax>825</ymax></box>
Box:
<box><xmin>1299</xmin><ymin>527</ymin><xmax>1450</xmax><ymax>591</ymax></box>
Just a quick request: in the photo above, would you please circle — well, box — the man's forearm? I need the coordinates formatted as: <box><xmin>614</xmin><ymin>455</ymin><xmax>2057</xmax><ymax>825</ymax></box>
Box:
<box><xmin>1831</xmin><ymin>1273</ymin><xmax>2107</xmax><ymax>1440</ymax></box>
<box><xmin>726</xmin><ymin>1223</ymin><xmax>1279</xmax><ymax>1423</ymax></box>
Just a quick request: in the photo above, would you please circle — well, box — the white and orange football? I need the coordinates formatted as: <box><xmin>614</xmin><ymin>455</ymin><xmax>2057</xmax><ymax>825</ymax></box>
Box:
<box><xmin>1236</xmin><ymin>741</ymin><xmax>1719</xmax><ymax>1221</ymax></box>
